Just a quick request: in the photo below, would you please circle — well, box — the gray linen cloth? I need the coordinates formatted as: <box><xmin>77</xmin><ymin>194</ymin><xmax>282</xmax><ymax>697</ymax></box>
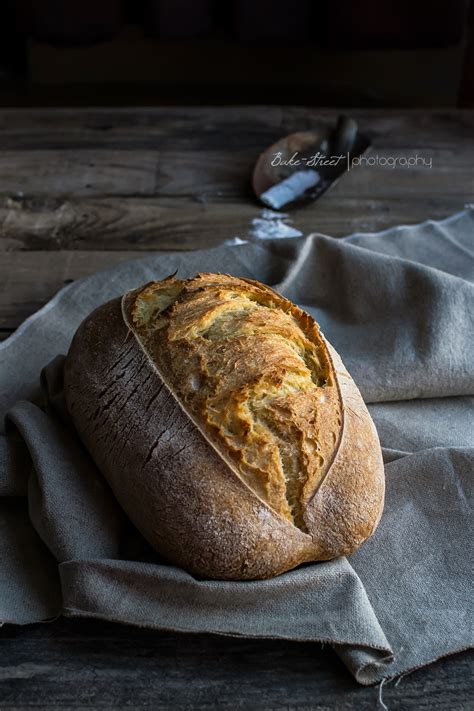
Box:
<box><xmin>1</xmin><ymin>208</ymin><xmax>473</xmax><ymax>685</ymax></box>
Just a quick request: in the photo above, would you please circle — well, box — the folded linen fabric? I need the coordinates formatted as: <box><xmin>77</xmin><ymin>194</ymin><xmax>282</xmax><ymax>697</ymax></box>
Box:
<box><xmin>1</xmin><ymin>208</ymin><xmax>472</xmax><ymax>684</ymax></box>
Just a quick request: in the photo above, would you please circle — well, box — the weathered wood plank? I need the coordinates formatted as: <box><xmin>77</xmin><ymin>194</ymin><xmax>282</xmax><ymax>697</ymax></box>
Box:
<box><xmin>0</xmin><ymin>151</ymin><xmax>157</xmax><ymax>197</ymax></box>
<box><xmin>0</xmin><ymin>148</ymin><xmax>471</xmax><ymax>200</ymax></box>
<box><xmin>0</xmin><ymin>194</ymin><xmax>468</xmax><ymax>252</ymax></box>
<box><xmin>0</xmin><ymin>619</ymin><xmax>472</xmax><ymax>710</ymax></box>
<box><xmin>0</xmin><ymin>107</ymin><xmax>286</xmax><ymax>152</ymax></box>
<box><xmin>1</xmin><ymin>108</ymin><xmax>474</xmax><ymax>152</ymax></box>
<box><xmin>0</xmin><ymin>109</ymin><xmax>472</xmax><ymax>202</ymax></box>
<box><xmin>0</xmin><ymin>196</ymin><xmax>253</xmax><ymax>251</ymax></box>
<box><xmin>0</xmin><ymin>251</ymin><xmax>156</xmax><ymax>329</ymax></box>
<box><xmin>283</xmin><ymin>109</ymin><xmax>474</xmax><ymax>149</ymax></box>
<box><xmin>0</xmin><ymin>189</ymin><xmax>469</xmax><ymax>331</ymax></box>
<box><xmin>0</xmin><ymin>151</ymin><xmax>255</xmax><ymax>198</ymax></box>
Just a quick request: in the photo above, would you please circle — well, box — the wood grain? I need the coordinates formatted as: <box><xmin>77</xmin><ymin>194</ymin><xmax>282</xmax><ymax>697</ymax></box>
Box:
<box><xmin>0</xmin><ymin>197</ymin><xmax>255</xmax><ymax>252</ymax></box>
<box><xmin>1</xmin><ymin>194</ymin><xmax>468</xmax><ymax>254</ymax></box>
<box><xmin>0</xmin><ymin>148</ymin><xmax>471</xmax><ymax>199</ymax></box>
<box><xmin>0</xmin><ymin>107</ymin><xmax>286</xmax><ymax>152</ymax></box>
<box><xmin>0</xmin><ymin>619</ymin><xmax>472</xmax><ymax>710</ymax></box>
<box><xmin>0</xmin><ymin>150</ymin><xmax>255</xmax><ymax>198</ymax></box>
<box><xmin>1</xmin><ymin>108</ymin><xmax>474</xmax><ymax>151</ymax></box>
<box><xmin>1</xmin><ymin>193</ymin><xmax>469</xmax><ymax>332</ymax></box>
<box><xmin>0</xmin><ymin>250</ymin><xmax>155</xmax><ymax>328</ymax></box>
<box><xmin>1</xmin><ymin>127</ymin><xmax>473</xmax><ymax>201</ymax></box>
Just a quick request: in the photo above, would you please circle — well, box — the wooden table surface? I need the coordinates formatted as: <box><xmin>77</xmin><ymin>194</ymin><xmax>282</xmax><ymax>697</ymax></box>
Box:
<box><xmin>0</xmin><ymin>107</ymin><xmax>473</xmax><ymax>708</ymax></box>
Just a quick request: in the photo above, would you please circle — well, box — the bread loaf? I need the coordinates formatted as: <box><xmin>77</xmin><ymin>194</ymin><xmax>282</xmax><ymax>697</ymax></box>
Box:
<box><xmin>64</xmin><ymin>272</ymin><xmax>384</xmax><ymax>580</ymax></box>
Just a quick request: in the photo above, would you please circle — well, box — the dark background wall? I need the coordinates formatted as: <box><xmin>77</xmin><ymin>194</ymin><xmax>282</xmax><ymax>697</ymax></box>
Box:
<box><xmin>1</xmin><ymin>0</ymin><xmax>473</xmax><ymax>107</ymax></box>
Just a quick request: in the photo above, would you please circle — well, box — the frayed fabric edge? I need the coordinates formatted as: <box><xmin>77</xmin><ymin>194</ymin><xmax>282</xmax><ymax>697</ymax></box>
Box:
<box><xmin>334</xmin><ymin>641</ymin><xmax>474</xmax><ymax>687</ymax></box>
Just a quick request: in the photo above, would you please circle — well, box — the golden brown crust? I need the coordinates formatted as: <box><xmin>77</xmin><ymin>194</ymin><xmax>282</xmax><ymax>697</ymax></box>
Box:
<box><xmin>130</xmin><ymin>273</ymin><xmax>342</xmax><ymax>531</ymax></box>
<box><xmin>63</xmin><ymin>272</ymin><xmax>385</xmax><ymax>580</ymax></box>
<box><xmin>303</xmin><ymin>343</ymin><xmax>385</xmax><ymax>558</ymax></box>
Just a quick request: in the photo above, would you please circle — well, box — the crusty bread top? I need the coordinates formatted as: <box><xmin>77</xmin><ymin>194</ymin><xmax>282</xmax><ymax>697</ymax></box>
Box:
<box><xmin>130</xmin><ymin>272</ymin><xmax>343</xmax><ymax>531</ymax></box>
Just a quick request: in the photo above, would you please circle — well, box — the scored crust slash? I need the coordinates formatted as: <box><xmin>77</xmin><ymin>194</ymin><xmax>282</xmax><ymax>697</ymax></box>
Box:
<box><xmin>64</xmin><ymin>272</ymin><xmax>385</xmax><ymax>580</ymax></box>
